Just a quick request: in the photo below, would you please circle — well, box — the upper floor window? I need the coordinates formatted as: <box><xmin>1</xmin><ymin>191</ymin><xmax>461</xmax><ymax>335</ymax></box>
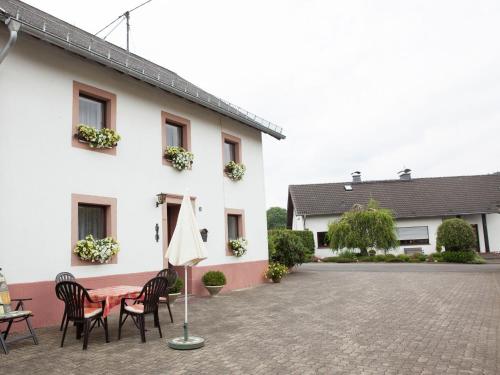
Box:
<box><xmin>221</xmin><ymin>132</ymin><xmax>242</xmax><ymax>165</ymax></box>
<box><xmin>72</xmin><ymin>81</ymin><xmax>117</xmax><ymax>155</ymax></box>
<box><xmin>79</xmin><ymin>95</ymin><xmax>105</xmax><ymax>129</ymax></box>
<box><xmin>396</xmin><ymin>226</ymin><xmax>429</xmax><ymax>245</ymax></box>
<box><xmin>166</xmin><ymin>122</ymin><xmax>184</xmax><ymax>148</ymax></box>
<box><xmin>227</xmin><ymin>214</ymin><xmax>240</xmax><ymax>240</ymax></box>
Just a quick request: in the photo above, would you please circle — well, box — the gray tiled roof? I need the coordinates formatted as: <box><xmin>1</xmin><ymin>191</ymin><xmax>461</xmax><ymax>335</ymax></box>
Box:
<box><xmin>0</xmin><ymin>0</ymin><xmax>285</xmax><ymax>140</ymax></box>
<box><xmin>289</xmin><ymin>174</ymin><xmax>500</xmax><ymax>219</ymax></box>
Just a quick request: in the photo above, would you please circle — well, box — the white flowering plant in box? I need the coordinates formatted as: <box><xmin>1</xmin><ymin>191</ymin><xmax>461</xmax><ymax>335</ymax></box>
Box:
<box><xmin>77</xmin><ymin>124</ymin><xmax>121</xmax><ymax>148</ymax></box>
<box><xmin>164</xmin><ymin>146</ymin><xmax>194</xmax><ymax>171</ymax></box>
<box><xmin>74</xmin><ymin>235</ymin><xmax>120</xmax><ymax>263</ymax></box>
<box><xmin>229</xmin><ymin>238</ymin><xmax>247</xmax><ymax>257</ymax></box>
<box><xmin>224</xmin><ymin>161</ymin><xmax>246</xmax><ymax>181</ymax></box>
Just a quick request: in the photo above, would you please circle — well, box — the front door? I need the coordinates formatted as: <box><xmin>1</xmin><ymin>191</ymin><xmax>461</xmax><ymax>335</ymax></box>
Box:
<box><xmin>471</xmin><ymin>224</ymin><xmax>480</xmax><ymax>252</ymax></box>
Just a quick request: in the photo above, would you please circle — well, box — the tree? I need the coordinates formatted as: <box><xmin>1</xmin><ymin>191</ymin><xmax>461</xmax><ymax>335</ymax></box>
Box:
<box><xmin>436</xmin><ymin>218</ymin><xmax>476</xmax><ymax>252</ymax></box>
<box><xmin>327</xmin><ymin>199</ymin><xmax>398</xmax><ymax>256</ymax></box>
<box><xmin>266</xmin><ymin>207</ymin><xmax>287</xmax><ymax>230</ymax></box>
<box><xmin>268</xmin><ymin>230</ymin><xmax>308</xmax><ymax>269</ymax></box>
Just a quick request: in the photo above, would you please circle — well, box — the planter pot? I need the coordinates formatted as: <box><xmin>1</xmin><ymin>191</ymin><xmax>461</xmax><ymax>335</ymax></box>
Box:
<box><xmin>168</xmin><ymin>292</ymin><xmax>181</xmax><ymax>304</ymax></box>
<box><xmin>271</xmin><ymin>278</ymin><xmax>281</xmax><ymax>283</ymax></box>
<box><xmin>204</xmin><ymin>285</ymin><xmax>223</xmax><ymax>297</ymax></box>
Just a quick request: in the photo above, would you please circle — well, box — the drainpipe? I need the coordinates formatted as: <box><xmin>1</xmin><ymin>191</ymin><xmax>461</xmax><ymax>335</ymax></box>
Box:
<box><xmin>0</xmin><ymin>16</ymin><xmax>21</xmax><ymax>65</ymax></box>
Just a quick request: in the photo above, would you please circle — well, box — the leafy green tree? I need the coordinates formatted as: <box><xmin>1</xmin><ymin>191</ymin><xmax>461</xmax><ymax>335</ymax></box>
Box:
<box><xmin>268</xmin><ymin>230</ymin><xmax>308</xmax><ymax>269</ymax></box>
<box><xmin>327</xmin><ymin>199</ymin><xmax>398</xmax><ymax>256</ymax></box>
<box><xmin>436</xmin><ymin>218</ymin><xmax>476</xmax><ymax>252</ymax></box>
<box><xmin>266</xmin><ymin>207</ymin><xmax>287</xmax><ymax>230</ymax></box>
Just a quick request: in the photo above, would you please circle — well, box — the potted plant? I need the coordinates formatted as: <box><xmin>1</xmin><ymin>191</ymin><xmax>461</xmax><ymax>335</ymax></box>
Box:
<box><xmin>168</xmin><ymin>278</ymin><xmax>184</xmax><ymax>303</ymax></box>
<box><xmin>164</xmin><ymin>146</ymin><xmax>194</xmax><ymax>171</ymax></box>
<box><xmin>76</xmin><ymin>124</ymin><xmax>121</xmax><ymax>148</ymax></box>
<box><xmin>224</xmin><ymin>161</ymin><xmax>246</xmax><ymax>181</ymax></box>
<box><xmin>74</xmin><ymin>235</ymin><xmax>120</xmax><ymax>263</ymax></box>
<box><xmin>265</xmin><ymin>263</ymin><xmax>288</xmax><ymax>283</ymax></box>
<box><xmin>229</xmin><ymin>238</ymin><xmax>247</xmax><ymax>257</ymax></box>
<box><xmin>201</xmin><ymin>271</ymin><xmax>226</xmax><ymax>297</ymax></box>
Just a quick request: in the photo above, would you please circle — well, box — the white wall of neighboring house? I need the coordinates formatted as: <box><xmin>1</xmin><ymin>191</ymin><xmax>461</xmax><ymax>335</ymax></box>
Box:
<box><xmin>297</xmin><ymin>212</ymin><xmax>496</xmax><ymax>257</ymax></box>
<box><xmin>0</xmin><ymin>31</ymin><xmax>269</xmax><ymax>284</ymax></box>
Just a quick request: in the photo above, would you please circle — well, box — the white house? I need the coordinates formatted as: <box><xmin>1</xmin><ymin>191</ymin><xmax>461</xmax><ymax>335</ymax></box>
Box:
<box><xmin>288</xmin><ymin>171</ymin><xmax>500</xmax><ymax>258</ymax></box>
<box><xmin>0</xmin><ymin>0</ymin><xmax>285</xmax><ymax>328</ymax></box>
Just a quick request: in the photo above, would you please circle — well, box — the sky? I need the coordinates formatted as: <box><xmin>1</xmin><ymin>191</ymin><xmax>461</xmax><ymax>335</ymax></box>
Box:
<box><xmin>25</xmin><ymin>0</ymin><xmax>500</xmax><ymax>208</ymax></box>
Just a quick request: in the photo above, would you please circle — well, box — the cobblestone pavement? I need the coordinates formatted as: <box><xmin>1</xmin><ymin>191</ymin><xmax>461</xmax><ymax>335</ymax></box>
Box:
<box><xmin>3</xmin><ymin>263</ymin><xmax>500</xmax><ymax>374</ymax></box>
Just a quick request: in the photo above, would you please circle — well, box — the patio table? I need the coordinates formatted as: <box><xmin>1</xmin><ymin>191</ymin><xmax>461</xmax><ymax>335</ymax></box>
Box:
<box><xmin>87</xmin><ymin>285</ymin><xmax>142</xmax><ymax>318</ymax></box>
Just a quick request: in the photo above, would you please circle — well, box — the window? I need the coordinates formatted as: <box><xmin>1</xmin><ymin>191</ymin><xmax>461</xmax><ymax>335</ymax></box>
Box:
<box><xmin>72</xmin><ymin>194</ymin><xmax>117</xmax><ymax>266</ymax></box>
<box><xmin>224</xmin><ymin>141</ymin><xmax>237</xmax><ymax>164</ymax></box>
<box><xmin>166</xmin><ymin>123</ymin><xmax>184</xmax><ymax>148</ymax></box>
<box><xmin>72</xmin><ymin>81</ymin><xmax>117</xmax><ymax>154</ymax></box>
<box><xmin>396</xmin><ymin>226</ymin><xmax>429</xmax><ymax>245</ymax></box>
<box><xmin>78</xmin><ymin>204</ymin><xmax>106</xmax><ymax>240</ymax></box>
<box><xmin>225</xmin><ymin>209</ymin><xmax>245</xmax><ymax>255</ymax></box>
<box><xmin>317</xmin><ymin>232</ymin><xmax>329</xmax><ymax>248</ymax></box>
<box><xmin>227</xmin><ymin>215</ymin><xmax>240</xmax><ymax>240</ymax></box>
<box><xmin>221</xmin><ymin>132</ymin><xmax>242</xmax><ymax>167</ymax></box>
<box><xmin>79</xmin><ymin>95</ymin><xmax>105</xmax><ymax>130</ymax></box>
<box><xmin>161</xmin><ymin>111</ymin><xmax>191</xmax><ymax>166</ymax></box>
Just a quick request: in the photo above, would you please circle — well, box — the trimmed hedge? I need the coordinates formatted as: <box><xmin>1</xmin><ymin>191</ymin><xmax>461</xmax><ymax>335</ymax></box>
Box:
<box><xmin>268</xmin><ymin>229</ymin><xmax>314</xmax><ymax>263</ymax></box>
<box><xmin>437</xmin><ymin>218</ymin><xmax>476</xmax><ymax>252</ymax></box>
<box><xmin>268</xmin><ymin>230</ymin><xmax>309</xmax><ymax>268</ymax></box>
<box><xmin>441</xmin><ymin>251</ymin><xmax>475</xmax><ymax>263</ymax></box>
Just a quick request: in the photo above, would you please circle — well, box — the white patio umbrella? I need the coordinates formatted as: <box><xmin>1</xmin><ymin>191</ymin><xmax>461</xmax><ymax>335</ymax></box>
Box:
<box><xmin>165</xmin><ymin>195</ymin><xmax>207</xmax><ymax>350</ymax></box>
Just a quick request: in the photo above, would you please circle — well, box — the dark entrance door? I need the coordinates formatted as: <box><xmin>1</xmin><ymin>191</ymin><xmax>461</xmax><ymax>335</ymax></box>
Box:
<box><xmin>166</xmin><ymin>203</ymin><xmax>181</xmax><ymax>268</ymax></box>
<box><xmin>471</xmin><ymin>224</ymin><xmax>480</xmax><ymax>252</ymax></box>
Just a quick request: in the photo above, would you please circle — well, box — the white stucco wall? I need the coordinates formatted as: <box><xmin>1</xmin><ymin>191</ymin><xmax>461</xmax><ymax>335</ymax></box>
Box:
<box><xmin>0</xmin><ymin>31</ymin><xmax>269</xmax><ymax>283</ymax></box>
<box><xmin>299</xmin><ymin>212</ymin><xmax>495</xmax><ymax>257</ymax></box>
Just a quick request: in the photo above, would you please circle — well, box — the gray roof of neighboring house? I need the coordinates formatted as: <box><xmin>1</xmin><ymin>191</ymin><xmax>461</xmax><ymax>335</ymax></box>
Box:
<box><xmin>288</xmin><ymin>173</ymin><xmax>500</xmax><ymax>219</ymax></box>
<box><xmin>0</xmin><ymin>0</ymin><xmax>285</xmax><ymax>140</ymax></box>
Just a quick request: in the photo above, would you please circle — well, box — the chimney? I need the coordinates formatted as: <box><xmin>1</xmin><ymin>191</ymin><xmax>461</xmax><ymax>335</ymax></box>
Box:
<box><xmin>351</xmin><ymin>171</ymin><xmax>361</xmax><ymax>183</ymax></box>
<box><xmin>398</xmin><ymin>168</ymin><xmax>412</xmax><ymax>181</ymax></box>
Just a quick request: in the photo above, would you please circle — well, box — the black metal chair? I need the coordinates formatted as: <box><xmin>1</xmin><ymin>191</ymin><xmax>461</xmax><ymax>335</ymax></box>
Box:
<box><xmin>118</xmin><ymin>277</ymin><xmax>168</xmax><ymax>343</ymax></box>
<box><xmin>156</xmin><ymin>268</ymin><xmax>178</xmax><ymax>323</ymax></box>
<box><xmin>55</xmin><ymin>281</ymin><xmax>108</xmax><ymax>350</ymax></box>
<box><xmin>55</xmin><ymin>272</ymin><xmax>76</xmax><ymax>331</ymax></box>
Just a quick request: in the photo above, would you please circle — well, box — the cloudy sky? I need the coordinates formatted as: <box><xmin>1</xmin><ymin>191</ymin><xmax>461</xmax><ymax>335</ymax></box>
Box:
<box><xmin>27</xmin><ymin>0</ymin><xmax>500</xmax><ymax>208</ymax></box>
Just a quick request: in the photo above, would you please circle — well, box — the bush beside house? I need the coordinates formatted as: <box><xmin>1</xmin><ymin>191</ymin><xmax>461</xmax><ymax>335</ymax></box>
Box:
<box><xmin>436</xmin><ymin>218</ymin><xmax>478</xmax><ymax>263</ymax></box>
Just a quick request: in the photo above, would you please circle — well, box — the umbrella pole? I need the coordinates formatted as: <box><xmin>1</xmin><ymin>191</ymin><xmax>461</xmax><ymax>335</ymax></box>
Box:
<box><xmin>184</xmin><ymin>265</ymin><xmax>188</xmax><ymax>341</ymax></box>
<box><xmin>167</xmin><ymin>264</ymin><xmax>205</xmax><ymax>350</ymax></box>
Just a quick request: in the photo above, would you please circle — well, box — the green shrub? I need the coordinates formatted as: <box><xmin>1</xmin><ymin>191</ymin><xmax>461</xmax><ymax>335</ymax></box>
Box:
<box><xmin>265</xmin><ymin>262</ymin><xmax>288</xmax><ymax>281</ymax></box>
<box><xmin>386</xmin><ymin>257</ymin><xmax>404</xmax><ymax>262</ymax></box>
<box><xmin>202</xmin><ymin>271</ymin><xmax>226</xmax><ymax>286</ymax></box>
<box><xmin>409</xmin><ymin>258</ymin><xmax>422</xmax><ymax>263</ymax></box>
<box><xmin>374</xmin><ymin>255</ymin><xmax>386</xmax><ymax>262</ymax></box>
<box><xmin>397</xmin><ymin>254</ymin><xmax>410</xmax><ymax>262</ymax></box>
<box><xmin>358</xmin><ymin>256</ymin><xmax>375</xmax><ymax>262</ymax></box>
<box><xmin>336</xmin><ymin>250</ymin><xmax>357</xmax><ymax>259</ymax></box>
<box><xmin>427</xmin><ymin>252</ymin><xmax>443</xmax><ymax>262</ymax></box>
<box><xmin>385</xmin><ymin>254</ymin><xmax>396</xmax><ymax>260</ymax></box>
<box><xmin>436</xmin><ymin>218</ymin><xmax>476</xmax><ymax>252</ymax></box>
<box><xmin>441</xmin><ymin>251</ymin><xmax>475</xmax><ymax>263</ymax></box>
<box><xmin>368</xmin><ymin>249</ymin><xmax>376</xmax><ymax>256</ymax></box>
<box><xmin>169</xmin><ymin>278</ymin><xmax>184</xmax><ymax>294</ymax></box>
<box><xmin>268</xmin><ymin>230</ymin><xmax>308</xmax><ymax>268</ymax></box>
<box><xmin>410</xmin><ymin>253</ymin><xmax>427</xmax><ymax>262</ymax></box>
<box><xmin>470</xmin><ymin>254</ymin><xmax>486</xmax><ymax>264</ymax></box>
<box><xmin>292</xmin><ymin>230</ymin><xmax>315</xmax><ymax>257</ymax></box>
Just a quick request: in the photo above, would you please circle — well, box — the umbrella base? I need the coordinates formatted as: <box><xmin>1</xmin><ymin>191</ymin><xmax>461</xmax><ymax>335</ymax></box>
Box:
<box><xmin>168</xmin><ymin>336</ymin><xmax>205</xmax><ymax>350</ymax></box>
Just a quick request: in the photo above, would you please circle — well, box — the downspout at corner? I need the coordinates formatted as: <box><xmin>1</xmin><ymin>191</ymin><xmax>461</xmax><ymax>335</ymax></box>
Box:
<box><xmin>0</xmin><ymin>13</ymin><xmax>21</xmax><ymax>65</ymax></box>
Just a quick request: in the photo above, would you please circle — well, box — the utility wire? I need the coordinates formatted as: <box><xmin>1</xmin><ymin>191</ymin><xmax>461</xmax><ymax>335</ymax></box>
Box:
<box><xmin>95</xmin><ymin>0</ymin><xmax>152</xmax><ymax>37</ymax></box>
<box><xmin>103</xmin><ymin>16</ymin><xmax>125</xmax><ymax>40</ymax></box>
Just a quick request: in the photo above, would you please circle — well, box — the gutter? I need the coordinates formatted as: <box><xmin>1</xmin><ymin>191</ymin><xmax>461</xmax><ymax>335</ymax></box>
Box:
<box><xmin>0</xmin><ymin>9</ymin><xmax>20</xmax><ymax>65</ymax></box>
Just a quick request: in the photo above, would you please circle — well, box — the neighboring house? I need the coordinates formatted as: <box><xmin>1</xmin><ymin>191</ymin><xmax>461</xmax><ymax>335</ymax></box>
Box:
<box><xmin>0</xmin><ymin>0</ymin><xmax>284</xmax><ymax>327</ymax></box>
<box><xmin>288</xmin><ymin>171</ymin><xmax>500</xmax><ymax>257</ymax></box>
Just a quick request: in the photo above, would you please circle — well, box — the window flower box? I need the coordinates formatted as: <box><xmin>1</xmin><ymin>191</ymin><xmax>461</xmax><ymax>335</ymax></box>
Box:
<box><xmin>224</xmin><ymin>161</ymin><xmax>246</xmax><ymax>181</ymax></box>
<box><xmin>74</xmin><ymin>235</ymin><xmax>120</xmax><ymax>264</ymax></box>
<box><xmin>229</xmin><ymin>238</ymin><xmax>247</xmax><ymax>257</ymax></box>
<box><xmin>76</xmin><ymin>124</ymin><xmax>120</xmax><ymax>149</ymax></box>
<box><xmin>164</xmin><ymin>146</ymin><xmax>194</xmax><ymax>171</ymax></box>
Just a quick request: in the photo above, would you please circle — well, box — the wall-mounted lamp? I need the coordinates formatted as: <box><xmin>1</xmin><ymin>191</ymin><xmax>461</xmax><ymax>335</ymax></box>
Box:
<box><xmin>156</xmin><ymin>193</ymin><xmax>167</xmax><ymax>207</ymax></box>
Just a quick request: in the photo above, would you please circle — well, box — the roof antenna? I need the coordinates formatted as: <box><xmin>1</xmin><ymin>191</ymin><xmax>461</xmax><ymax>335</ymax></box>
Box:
<box><xmin>95</xmin><ymin>0</ymin><xmax>153</xmax><ymax>52</ymax></box>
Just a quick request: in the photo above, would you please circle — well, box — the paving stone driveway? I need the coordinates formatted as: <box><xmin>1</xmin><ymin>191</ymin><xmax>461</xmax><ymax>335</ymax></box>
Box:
<box><xmin>3</xmin><ymin>263</ymin><xmax>500</xmax><ymax>374</ymax></box>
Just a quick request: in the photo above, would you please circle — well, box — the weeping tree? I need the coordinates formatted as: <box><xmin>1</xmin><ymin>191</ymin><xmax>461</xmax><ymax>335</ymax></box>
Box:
<box><xmin>327</xmin><ymin>199</ymin><xmax>398</xmax><ymax>256</ymax></box>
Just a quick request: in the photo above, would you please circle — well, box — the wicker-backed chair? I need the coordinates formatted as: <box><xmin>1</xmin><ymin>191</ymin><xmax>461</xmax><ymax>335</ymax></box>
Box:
<box><xmin>156</xmin><ymin>268</ymin><xmax>178</xmax><ymax>323</ymax></box>
<box><xmin>118</xmin><ymin>277</ymin><xmax>168</xmax><ymax>343</ymax></box>
<box><xmin>55</xmin><ymin>281</ymin><xmax>108</xmax><ymax>350</ymax></box>
<box><xmin>55</xmin><ymin>272</ymin><xmax>76</xmax><ymax>331</ymax></box>
<box><xmin>0</xmin><ymin>268</ymin><xmax>38</xmax><ymax>354</ymax></box>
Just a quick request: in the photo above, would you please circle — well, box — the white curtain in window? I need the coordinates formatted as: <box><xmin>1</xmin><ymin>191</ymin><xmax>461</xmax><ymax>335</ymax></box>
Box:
<box><xmin>78</xmin><ymin>205</ymin><xmax>106</xmax><ymax>240</ymax></box>
<box><xmin>227</xmin><ymin>215</ymin><xmax>239</xmax><ymax>240</ymax></box>
<box><xmin>79</xmin><ymin>96</ymin><xmax>104</xmax><ymax>129</ymax></box>
<box><xmin>396</xmin><ymin>226</ymin><xmax>429</xmax><ymax>241</ymax></box>
<box><xmin>166</xmin><ymin>123</ymin><xmax>183</xmax><ymax>147</ymax></box>
<box><xmin>223</xmin><ymin>142</ymin><xmax>236</xmax><ymax>164</ymax></box>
